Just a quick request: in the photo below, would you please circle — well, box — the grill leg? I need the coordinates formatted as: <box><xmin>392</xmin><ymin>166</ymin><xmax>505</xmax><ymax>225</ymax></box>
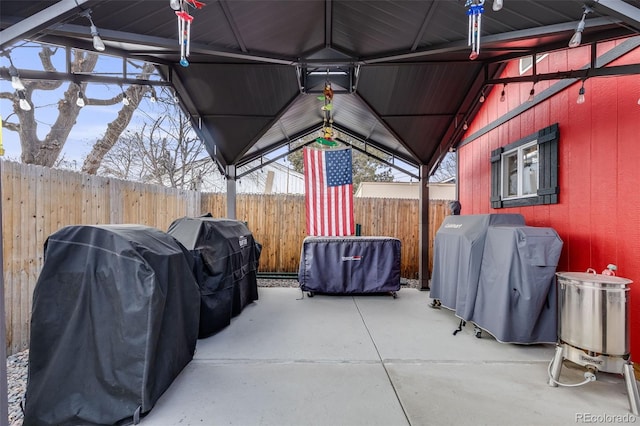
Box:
<box><xmin>623</xmin><ymin>362</ymin><xmax>640</xmax><ymax>416</ymax></box>
<box><xmin>548</xmin><ymin>345</ymin><xmax>564</xmax><ymax>387</ymax></box>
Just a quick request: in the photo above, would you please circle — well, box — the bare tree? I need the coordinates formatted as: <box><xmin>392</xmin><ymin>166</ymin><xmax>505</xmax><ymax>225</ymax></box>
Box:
<box><xmin>99</xmin><ymin>102</ymin><xmax>214</xmax><ymax>190</ymax></box>
<box><xmin>429</xmin><ymin>152</ymin><xmax>457</xmax><ymax>183</ymax></box>
<box><xmin>1</xmin><ymin>44</ymin><xmax>152</xmax><ymax>171</ymax></box>
<box><xmin>81</xmin><ymin>63</ymin><xmax>154</xmax><ymax>174</ymax></box>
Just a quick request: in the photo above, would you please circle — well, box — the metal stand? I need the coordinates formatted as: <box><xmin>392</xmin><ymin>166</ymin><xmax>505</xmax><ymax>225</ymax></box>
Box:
<box><xmin>548</xmin><ymin>342</ymin><xmax>640</xmax><ymax>416</ymax></box>
<box><xmin>548</xmin><ymin>345</ymin><xmax>564</xmax><ymax>387</ymax></box>
<box><xmin>623</xmin><ymin>363</ymin><xmax>640</xmax><ymax>416</ymax></box>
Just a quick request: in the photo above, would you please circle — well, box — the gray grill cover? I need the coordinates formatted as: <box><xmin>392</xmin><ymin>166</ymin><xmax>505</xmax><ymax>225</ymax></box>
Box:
<box><xmin>168</xmin><ymin>217</ymin><xmax>261</xmax><ymax>337</ymax></box>
<box><xmin>471</xmin><ymin>226</ymin><xmax>563</xmax><ymax>344</ymax></box>
<box><xmin>298</xmin><ymin>236</ymin><xmax>401</xmax><ymax>294</ymax></box>
<box><xmin>24</xmin><ymin>225</ymin><xmax>200</xmax><ymax>426</ymax></box>
<box><xmin>430</xmin><ymin>214</ymin><xmax>525</xmax><ymax>319</ymax></box>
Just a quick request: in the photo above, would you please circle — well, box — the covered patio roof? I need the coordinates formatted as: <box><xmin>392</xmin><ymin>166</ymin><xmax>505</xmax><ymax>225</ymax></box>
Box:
<box><xmin>2</xmin><ymin>0</ymin><xmax>640</xmax><ymax>176</ymax></box>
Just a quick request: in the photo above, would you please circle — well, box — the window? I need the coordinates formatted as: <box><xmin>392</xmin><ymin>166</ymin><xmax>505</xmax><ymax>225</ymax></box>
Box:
<box><xmin>519</xmin><ymin>54</ymin><xmax>548</xmax><ymax>75</ymax></box>
<box><xmin>491</xmin><ymin>123</ymin><xmax>558</xmax><ymax>208</ymax></box>
<box><xmin>501</xmin><ymin>141</ymin><xmax>538</xmax><ymax>199</ymax></box>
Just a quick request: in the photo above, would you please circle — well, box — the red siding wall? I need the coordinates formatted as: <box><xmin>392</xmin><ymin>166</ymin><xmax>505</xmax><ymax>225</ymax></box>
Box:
<box><xmin>458</xmin><ymin>41</ymin><xmax>640</xmax><ymax>356</ymax></box>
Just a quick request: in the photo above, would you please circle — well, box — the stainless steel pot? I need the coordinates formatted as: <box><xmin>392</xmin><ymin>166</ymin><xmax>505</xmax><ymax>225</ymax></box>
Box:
<box><xmin>556</xmin><ymin>271</ymin><xmax>633</xmax><ymax>356</ymax></box>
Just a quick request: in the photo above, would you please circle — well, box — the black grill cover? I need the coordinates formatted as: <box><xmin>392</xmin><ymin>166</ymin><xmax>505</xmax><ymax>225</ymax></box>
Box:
<box><xmin>24</xmin><ymin>225</ymin><xmax>200</xmax><ymax>426</ymax></box>
<box><xmin>298</xmin><ymin>237</ymin><xmax>401</xmax><ymax>294</ymax></box>
<box><xmin>430</xmin><ymin>214</ymin><xmax>525</xmax><ymax>320</ymax></box>
<box><xmin>168</xmin><ymin>217</ymin><xmax>261</xmax><ymax>337</ymax></box>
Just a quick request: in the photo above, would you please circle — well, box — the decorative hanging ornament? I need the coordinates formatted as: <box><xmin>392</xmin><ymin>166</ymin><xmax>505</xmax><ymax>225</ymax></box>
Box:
<box><xmin>172</xmin><ymin>0</ymin><xmax>206</xmax><ymax>67</ymax></box>
<box><xmin>466</xmin><ymin>0</ymin><xmax>485</xmax><ymax>60</ymax></box>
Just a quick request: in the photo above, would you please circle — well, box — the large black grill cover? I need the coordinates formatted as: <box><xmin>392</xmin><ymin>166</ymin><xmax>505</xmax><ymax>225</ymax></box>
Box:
<box><xmin>430</xmin><ymin>214</ymin><xmax>525</xmax><ymax>320</ymax></box>
<box><xmin>24</xmin><ymin>225</ymin><xmax>200</xmax><ymax>426</ymax></box>
<box><xmin>298</xmin><ymin>236</ymin><xmax>401</xmax><ymax>294</ymax></box>
<box><xmin>168</xmin><ymin>217</ymin><xmax>261</xmax><ymax>337</ymax></box>
<box><xmin>470</xmin><ymin>226</ymin><xmax>563</xmax><ymax>344</ymax></box>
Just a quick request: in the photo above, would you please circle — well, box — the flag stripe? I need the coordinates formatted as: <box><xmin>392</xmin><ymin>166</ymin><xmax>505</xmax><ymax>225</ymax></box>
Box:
<box><xmin>303</xmin><ymin>147</ymin><xmax>354</xmax><ymax>236</ymax></box>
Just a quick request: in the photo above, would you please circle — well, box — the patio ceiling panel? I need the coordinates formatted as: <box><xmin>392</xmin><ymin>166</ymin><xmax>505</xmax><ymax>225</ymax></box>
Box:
<box><xmin>356</xmin><ymin>62</ymin><xmax>482</xmax><ymax>164</ymax></box>
<box><xmin>174</xmin><ymin>63</ymin><xmax>300</xmax><ymax>164</ymax></box>
<box><xmin>331</xmin><ymin>0</ymin><xmax>433</xmax><ymax>57</ymax></box>
<box><xmin>243</xmin><ymin>92</ymin><xmax>324</xmax><ymax>159</ymax></box>
<box><xmin>382</xmin><ymin>116</ymin><xmax>452</xmax><ymax>164</ymax></box>
<box><xmin>223</xmin><ymin>0</ymin><xmax>325</xmax><ymax>58</ymax></box>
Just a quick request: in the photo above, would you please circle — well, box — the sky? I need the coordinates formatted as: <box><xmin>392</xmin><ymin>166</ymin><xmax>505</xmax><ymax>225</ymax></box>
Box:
<box><xmin>1</xmin><ymin>41</ymin><xmax>419</xmax><ymax>181</ymax></box>
<box><xmin>0</xmin><ymin>41</ymin><xmax>171</xmax><ymax>166</ymax></box>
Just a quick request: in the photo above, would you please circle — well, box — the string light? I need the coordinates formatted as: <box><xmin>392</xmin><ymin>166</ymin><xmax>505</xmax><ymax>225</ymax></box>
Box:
<box><xmin>492</xmin><ymin>0</ymin><xmax>503</xmax><ymax>11</ymax></box>
<box><xmin>500</xmin><ymin>84</ymin><xmax>506</xmax><ymax>102</ymax></box>
<box><xmin>8</xmin><ymin>64</ymin><xmax>25</xmax><ymax>91</ymax></box>
<box><xmin>576</xmin><ymin>81</ymin><xmax>586</xmax><ymax>104</ymax></box>
<box><xmin>80</xmin><ymin>10</ymin><xmax>106</xmax><ymax>52</ymax></box>
<box><xmin>121</xmin><ymin>86</ymin><xmax>130</xmax><ymax>106</ymax></box>
<box><xmin>17</xmin><ymin>91</ymin><xmax>31</xmax><ymax>111</ymax></box>
<box><xmin>528</xmin><ymin>83</ymin><xmax>535</xmax><ymax>102</ymax></box>
<box><xmin>149</xmin><ymin>86</ymin><xmax>157</xmax><ymax>103</ymax></box>
<box><xmin>463</xmin><ymin>121</ymin><xmax>469</xmax><ymax>130</ymax></box>
<box><xmin>569</xmin><ymin>6</ymin><xmax>592</xmax><ymax>48</ymax></box>
<box><xmin>479</xmin><ymin>89</ymin><xmax>485</xmax><ymax>103</ymax></box>
<box><xmin>76</xmin><ymin>90</ymin><xmax>86</xmax><ymax>107</ymax></box>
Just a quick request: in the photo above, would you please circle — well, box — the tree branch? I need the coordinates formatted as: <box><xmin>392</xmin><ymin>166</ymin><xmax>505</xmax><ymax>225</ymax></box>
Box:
<box><xmin>2</xmin><ymin>121</ymin><xmax>20</xmax><ymax>132</ymax></box>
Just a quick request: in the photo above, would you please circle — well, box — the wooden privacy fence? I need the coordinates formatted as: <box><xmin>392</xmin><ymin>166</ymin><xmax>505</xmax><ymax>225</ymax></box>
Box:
<box><xmin>2</xmin><ymin>160</ymin><xmax>450</xmax><ymax>355</ymax></box>
<box><xmin>200</xmin><ymin>193</ymin><xmax>449</xmax><ymax>278</ymax></box>
<box><xmin>1</xmin><ymin>161</ymin><xmax>201</xmax><ymax>355</ymax></box>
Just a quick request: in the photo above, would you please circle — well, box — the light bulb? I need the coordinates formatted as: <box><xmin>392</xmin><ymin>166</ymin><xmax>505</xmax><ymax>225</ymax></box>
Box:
<box><xmin>637</xmin><ymin>96</ymin><xmax>640</xmax><ymax>106</ymax></box>
<box><xmin>569</xmin><ymin>9</ymin><xmax>590</xmax><ymax>48</ymax></box>
<box><xmin>479</xmin><ymin>92</ymin><xmax>485</xmax><ymax>103</ymax></box>
<box><xmin>528</xmin><ymin>87</ymin><xmax>535</xmax><ymax>102</ymax></box>
<box><xmin>500</xmin><ymin>86</ymin><xmax>506</xmax><ymax>102</ymax></box>
<box><xmin>170</xmin><ymin>0</ymin><xmax>181</xmax><ymax>10</ymax></box>
<box><xmin>122</xmin><ymin>92</ymin><xmax>130</xmax><ymax>106</ymax></box>
<box><xmin>88</xmin><ymin>24</ymin><xmax>105</xmax><ymax>52</ymax></box>
<box><xmin>9</xmin><ymin>65</ymin><xmax>25</xmax><ymax>90</ymax></box>
<box><xmin>150</xmin><ymin>93</ymin><xmax>157</xmax><ymax>103</ymax></box>
<box><xmin>17</xmin><ymin>91</ymin><xmax>31</xmax><ymax>111</ymax></box>
<box><xmin>463</xmin><ymin>121</ymin><xmax>468</xmax><ymax>130</ymax></box>
<box><xmin>576</xmin><ymin>85</ymin><xmax>586</xmax><ymax>104</ymax></box>
<box><xmin>11</xmin><ymin>76</ymin><xmax>25</xmax><ymax>91</ymax></box>
<box><xmin>76</xmin><ymin>91</ymin><xmax>85</xmax><ymax>107</ymax></box>
<box><xmin>493</xmin><ymin>0</ymin><xmax>503</xmax><ymax>12</ymax></box>
<box><xmin>568</xmin><ymin>31</ymin><xmax>582</xmax><ymax>48</ymax></box>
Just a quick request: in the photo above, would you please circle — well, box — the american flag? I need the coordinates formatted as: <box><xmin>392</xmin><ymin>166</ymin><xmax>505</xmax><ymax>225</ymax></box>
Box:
<box><xmin>303</xmin><ymin>147</ymin><xmax>354</xmax><ymax>236</ymax></box>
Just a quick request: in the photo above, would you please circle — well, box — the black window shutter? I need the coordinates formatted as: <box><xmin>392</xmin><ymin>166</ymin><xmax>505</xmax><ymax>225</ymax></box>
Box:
<box><xmin>488</xmin><ymin>123</ymin><xmax>559</xmax><ymax>209</ymax></box>
<box><xmin>490</xmin><ymin>147</ymin><xmax>503</xmax><ymax>208</ymax></box>
<box><xmin>537</xmin><ymin>123</ymin><xmax>559</xmax><ymax>204</ymax></box>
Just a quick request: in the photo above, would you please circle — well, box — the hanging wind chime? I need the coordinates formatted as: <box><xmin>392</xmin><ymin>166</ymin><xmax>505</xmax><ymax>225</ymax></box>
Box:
<box><xmin>316</xmin><ymin>78</ymin><xmax>337</xmax><ymax>146</ymax></box>
<box><xmin>170</xmin><ymin>0</ymin><xmax>206</xmax><ymax>67</ymax></box>
<box><xmin>466</xmin><ymin>0</ymin><xmax>485</xmax><ymax>60</ymax></box>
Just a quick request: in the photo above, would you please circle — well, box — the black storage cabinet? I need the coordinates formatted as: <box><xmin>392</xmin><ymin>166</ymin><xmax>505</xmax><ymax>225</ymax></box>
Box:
<box><xmin>168</xmin><ymin>216</ymin><xmax>261</xmax><ymax>337</ymax></box>
<box><xmin>298</xmin><ymin>236</ymin><xmax>401</xmax><ymax>294</ymax></box>
<box><xmin>24</xmin><ymin>225</ymin><xmax>200</xmax><ymax>426</ymax></box>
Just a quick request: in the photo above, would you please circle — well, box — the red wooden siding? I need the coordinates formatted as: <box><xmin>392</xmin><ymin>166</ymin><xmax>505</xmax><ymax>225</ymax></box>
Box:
<box><xmin>458</xmin><ymin>40</ymin><xmax>640</xmax><ymax>357</ymax></box>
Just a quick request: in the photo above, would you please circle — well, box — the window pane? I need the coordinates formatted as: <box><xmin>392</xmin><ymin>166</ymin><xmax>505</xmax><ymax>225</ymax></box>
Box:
<box><xmin>522</xmin><ymin>145</ymin><xmax>538</xmax><ymax>195</ymax></box>
<box><xmin>502</xmin><ymin>152</ymin><xmax>518</xmax><ymax>197</ymax></box>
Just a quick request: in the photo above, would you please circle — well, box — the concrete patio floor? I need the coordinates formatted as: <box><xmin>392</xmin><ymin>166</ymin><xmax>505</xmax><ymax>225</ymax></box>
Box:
<box><xmin>141</xmin><ymin>288</ymin><xmax>637</xmax><ymax>426</ymax></box>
